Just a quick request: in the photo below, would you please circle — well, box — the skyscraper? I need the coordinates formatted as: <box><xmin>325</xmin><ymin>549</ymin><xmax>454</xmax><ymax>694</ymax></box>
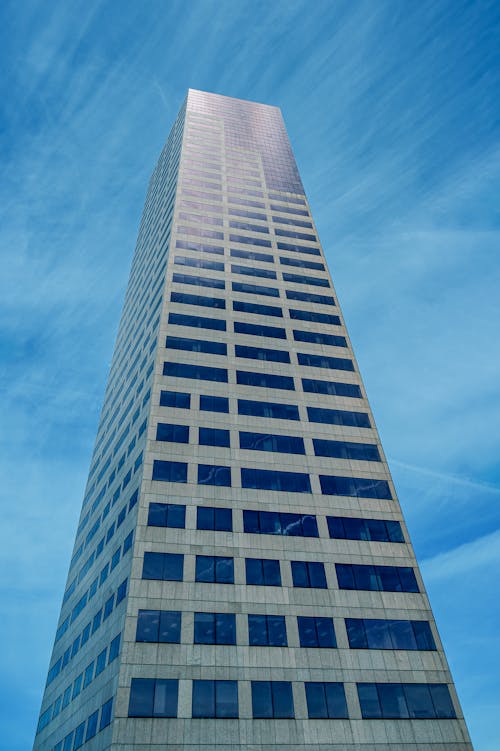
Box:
<box><xmin>34</xmin><ymin>89</ymin><xmax>472</xmax><ymax>751</ymax></box>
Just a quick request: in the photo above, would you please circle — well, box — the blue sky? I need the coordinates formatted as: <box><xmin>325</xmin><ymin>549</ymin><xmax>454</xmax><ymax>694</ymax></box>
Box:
<box><xmin>1</xmin><ymin>0</ymin><xmax>499</xmax><ymax>748</ymax></box>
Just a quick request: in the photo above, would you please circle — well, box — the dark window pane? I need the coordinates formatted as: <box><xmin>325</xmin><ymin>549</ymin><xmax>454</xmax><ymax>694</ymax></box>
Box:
<box><xmin>153</xmin><ymin>679</ymin><xmax>178</xmax><ymax>717</ymax></box>
<box><xmin>199</xmin><ymin>427</ymin><xmax>230</xmax><ymax>447</ymax></box>
<box><xmin>142</xmin><ymin>552</ymin><xmax>164</xmax><ymax>580</ymax></box>
<box><xmin>309</xmin><ymin>562</ymin><xmax>327</xmax><ymax>588</ymax></box>
<box><xmin>215</xmin><ymin>556</ymin><xmax>234</xmax><ymax>583</ymax></box>
<box><xmin>398</xmin><ymin>567</ymin><xmax>419</xmax><ymax>592</ymax></box>
<box><xmin>336</xmin><ymin>564</ymin><xmax>355</xmax><ymax>590</ymax></box>
<box><xmin>305</xmin><ymin>682</ymin><xmax>327</xmax><ymax>718</ymax></box>
<box><xmin>298</xmin><ymin>616</ymin><xmax>318</xmax><ymax>647</ymax></box>
<box><xmin>156</xmin><ymin>423</ymin><xmax>189</xmax><ymax>443</ymax></box>
<box><xmin>136</xmin><ymin>610</ymin><xmax>160</xmax><ymax>642</ymax></box>
<box><xmin>243</xmin><ymin>509</ymin><xmax>259</xmax><ymax>533</ymax></box>
<box><xmin>192</xmin><ymin>680</ymin><xmax>215</xmax><ymax>718</ymax></box>
<box><xmin>245</xmin><ymin>558</ymin><xmax>263</xmax><ymax>585</ymax></box>
<box><xmin>428</xmin><ymin>684</ymin><xmax>456</xmax><ymax>718</ymax></box>
<box><xmin>412</xmin><ymin>621</ymin><xmax>436</xmax><ymax>651</ymax></box>
<box><xmin>272</xmin><ymin>681</ymin><xmax>294</xmax><ymax>718</ymax></box>
<box><xmin>291</xmin><ymin>561</ymin><xmax>309</xmax><ymax>588</ymax></box>
<box><xmin>160</xmin><ymin>390</ymin><xmax>191</xmax><ymax>408</ymax></box>
<box><xmin>163</xmin><ymin>554</ymin><xmax>184</xmax><ymax>581</ymax></box>
<box><xmin>389</xmin><ymin>620</ymin><xmax>417</xmax><ymax>650</ymax></box>
<box><xmin>217</xmin><ymin>613</ymin><xmax>236</xmax><ymax>644</ymax></box>
<box><xmin>152</xmin><ymin>460</ymin><xmax>188</xmax><ymax>483</ymax></box>
<box><xmin>345</xmin><ymin>619</ymin><xmax>368</xmax><ymax>649</ymax></box>
<box><xmin>128</xmin><ymin>678</ymin><xmax>154</xmax><ymax>717</ymax></box>
<box><xmin>268</xmin><ymin>615</ymin><xmax>287</xmax><ymax>646</ymax></box>
<box><xmin>403</xmin><ymin>683</ymin><xmax>434</xmax><ymax>719</ymax></box>
<box><xmin>200</xmin><ymin>394</ymin><xmax>229</xmax><ymax>413</ymax></box>
<box><xmin>386</xmin><ymin>520</ymin><xmax>405</xmax><ymax>543</ymax></box>
<box><xmin>365</xmin><ymin>620</ymin><xmax>393</xmax><ymax>649</ymax></box>
<box><xmin>252</xmin><ymin>681</ymin><xmax>272</xmax><ymax>718</ymax></box>
<box><xmin>216</xmin><ymin>680</ymin><xmax>238</xmax><ymax>718</ymax></box>
<box><xmin>263</xmin><ymin>559</ymin><xmax>281</xmax><ymax>586</ymax></box>
<box><xmin>195</xmin><ymin>555</ymin><xmax>215</xmax><ymax>582</ymax></box>
<box><xmin>198</xmin><ymin>464</ymin><xmax>232</xmax><ymax>486</ymax></box>
<box><xmin>159</xmin><ymin>611</ymin><xmax>181</xmax><ymax>643</ymax></box>
<box><xmin>316</xmin><ymin>617</ymin><xmax>336</xmax><ymax>648</ymax></box>
<box><xmin>357</xmin><ymin>683</ymin><xmax>382</xmax><ymax>719</ymax></box>
<box><xmin>148</xmin><ymin>503</ymin><xmax>168</xmax><ymax>527</ymax></box>
<box><xmin>215</xmin><ymin>507</ymin><xmax>232</xmax><ymax>531</ymax></box>
<box><xmin>378</xmin><ymin>684</ymin><xmax>409</xmax><ymax>718</ymax></box>
<box><xmin>248</xmin><ymin>614</ymin><xmax>267</xmax><ymax>646</ymax></box>
<box><xmin>194</xmin><ymin>612</ymin><xmax>215</xmax><ymax>644</ymax></box>
<box><xmin>327</xmin><ymin>516</ymin><xmax>346</xmax><ymax>539</ymax></box>
<box><xmin>197</xmin><ymin>506</ymin><xmax>215</xmax><ymax>530</ymax></box>
<box><xmin>168</xmin><ymin>504</ymin><xmax>186</xmax><ymax>529</ymax></box>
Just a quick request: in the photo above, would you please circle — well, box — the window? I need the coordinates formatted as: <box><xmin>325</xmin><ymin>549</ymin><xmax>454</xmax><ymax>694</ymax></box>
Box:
<box><xmin>192</xmin><ymin>680</ymin><xmax>238</xmax><ymax>718</ymax></box>
<box><xmin>297</xmin><ymin>616</ymin><xmax>336</xmax><ymax>647</ymax></box>
<box><xmin>307</xmin><ymin>406</ymin><xmax>370</xmax><ymax>427</ymax></box>
<box><xmin>197</xmin><ymin>506</ymin><xmax>232</xmax><ymax>531</ymax></box>
<box><xmin>156</xmin><ymin>423</ymin><xmax>189</xmax><ymax>443</ymax></box>
<box><xmin>280</xmin><ymin>257</ymin><xmax>323</xmax><ymax>271</ymax></box>
<box><xmin>243</xmin><ymin>509</ymin><xmax>318</xmax><ymax>537</ymax></box>
<box><xmin>230</xmin><ymin>220</ymin><xmax>269</xmax><ymax>234</ymax></box>
<box><xmin>163</xmin><ymin>362</ymin><xmax>228</xmax><ymax>383</ymax></box>
<box><xmin>241</xmin><ymin>468</ymin><xmax>311</xmax><ymax>493</ymax></box>
<box><xmin>283</xmin><ymin>272</ymin><xmax>329</xmax><ymax>288</ymax></box>
<box><xmin>233</xmin><ymin>300</ymin><xmax>283</xmax><ymax>317</ymax></box>
<box><xmin>273</xmin><ymin>216</ymin><xmax>313</xmax><ymax>229</ymax></box>
<box><xmin>85</xmin><ymin>710</ymin><xmax>98</xmax><ymax>741</ymax></box>
<box><xmin>95</xmin><ymin>648</ymin><xmax>107</xmax><ymax>676</ymax></box>
<box><xmin>245</xmin><ymin>558</ymin><xmax>281</xmax><ymax>586</ymax></box>
<box><xmin>230</xmin><ymin>234</ymin><xmax>272</xmax><ymax>247</ymax></box>
<box><xmin>128</xmin><ymin>678</ymin><xmax>178</xmax><ymax>717</ymax></box>
<box><xmin>148</xmin><ymin>502</ymin><xmax>186</xmax><ymax>528</ymax></box>
<box><xmin>327</xmin><ymin>516</ymin><xmax>404</xmax><ymax>543</ymax></box>
<box><xmin>200</xmin><ymin>394</ymin><xmax>229</xmax><ymax>413</ymax></box>
<box><xmin>73</xmin><ymin>722</ymin><xmax>85</xmax><ymax>749</ymax></box>
<box><xmin>194</xmin><ymin>612</ymin><xmax>236</xmax><ymax>644</ymax></box>
<box><xmin>305</xmin><ymin>683</ymin><xmax>348</xmax><ymax>719</ymax></box>
<box><xmin>251</xmin><ymin>681</ymin><xmax>294</xmax><ymax>718</ymax></box>
<box><xmin>231</xmin><ymin>263</ymin><xmax>276</xmax><ymax>280</ymax></box>
<box><xmin>195</xmin><ymin>555</ymin><xmax>234</xmax><ymax>583</ymax></box>
<box><xmin>152</xmin><ymin>460</ymin><xmax>188</xmax><ymax>483</ymax></box>
<box><xmin>161</xmin><ymin>387</ymin><xmax>189</xmax><ymax>408</ymax></box>
<box><xmin>302</xmin><ymin>378</ymin><xmax>362</xmax><ymax>398</ymax></box>
<box><xmin>319</xmin><ymin>475</ymin><xmax>392</xmax><ymax>500</ymax></box>
<box><xmin>172</xmin><ymin>272</ymin><xmax>225</xmax><ymax>289</ymax></box>
<box><xmin>232</xmin><ymin>281</ymin><xmax>279</xmax><ymax>297</ymax></box>
<box><xmin>236</xmin><ymin>370</ymin><xmax>295</xmax><ymax>390</ymax></box>
<box><xmin>239</xmin><ymin>431</ymin><xmax>305</xmax><ymax>455</ymax></box>
<box><xmin>231</xmin><ymin>248</ymin><xmax>273</xmax><ymax>263</ymax></box>
<box><xmin>136</xmin><ymin>610</ymin><xmax>181</xmax><ymax>643</ymax></box>
<box><xmin>238</xmin><ymin>398</ymin><xmax>299</xmax><ymax>421</ymax></box>
<box><xmin>294</xmin><ymin>330</ymin><xmax>347</xmax><ymax>347</ymax></box>
<box><xmin>286</xmin><ymin>290</ymin><xmax>335</xmax><ymax>305</ymax></box>
<box><xmin>199</xmin><ymin>427</ymin><xmax>230</xmax><ymax>447</ymax></box>
<box><xmin>170</xmin><ymin>291</ymin><xmax>225</xmax><ymax>309</ymax></box>
<box><xmin>335</xmin><ymin>563</ymin><xmax>419</xmax><ymax>592</ymax></box>
<box><xmin>197</xmin><ymin>463</ymin><xmax>231</xmax><ymax>486</ymax></box>
<box><xmin>271</xmin><ymin>203</ymin><xmax>308</xmax><ymax>215</ymax></box>
<box><xmin>277</xmin><ymin>241</ymin><xmax>320</xmax><ymax>256</ymax></box>
<box><xmin>291</xmin><ymin>561</ymin><xmax>327</xmax><ymax>588</ymax></box>
<box><xmin>275</xmin><ymin>228</ymin><xmax>316</xmax><ymax>242</ymax></box>
<box><xmin>142</xmin><ymin>552</ymin><xmax>184</xmax><ymax>581</ymax></box>
<box><xmin>248</xmin><ymin>614</ymin><xmax>287</xmax><ymax>646</ymax></box>
<box><xmin>313</xmin><ymin>439</ymin><xmax>381</xmax><ymax>462</ymax></box>
<box><xmin>176</xmin><ymin>239</ymin><xmax>224</xmax><ymax>255</ymax></box>
<box><xmin>346</xmin><ymin>619</ymin><xmax>436</xmax><ymax>650</ymax></box>
<box><xmin>174</xmin><ymin>256</ymin><xmax>224</xmax><ymax>272</ymax></box>
<box><xmin>298</xmin><ymin>353</ymin><xmax>354</xmax><ymax>371</ymax></box>
<box><xmin>234</xmin><ymin>321</ymin><xmax>286</xmax><ymax>339</ymax></box>
<box><xmin>235</xmin><ymin>344</ymin><xmax>290</xmax><ymax>363</ymax></box>
<box><xmin>109</xmin><ymin>633</ymin><xmax>121</xmax><ymax>662</ymax></box>
<box><xmin>357</xmin><ymin>683</ymin><xmax>456</xmax><ymax>719</ymax></box>
<box><xmin>166</xmin><ymin>335</ymin><xmax>227</xmax><ymax>356</ymax></box>
<box><xmin>83</xmin><ymin>660</ymin><xmax>94</xmax><ymax>688</ymax></box>
<box><xmin>290</xmin><ymin>309</ymin><xmax>340</xmax><ymax>325</ymax></box>
<box><xmin>168</xmin><ymin>312</ymin><xmax>226</xmax><ymax>331</ymax></box>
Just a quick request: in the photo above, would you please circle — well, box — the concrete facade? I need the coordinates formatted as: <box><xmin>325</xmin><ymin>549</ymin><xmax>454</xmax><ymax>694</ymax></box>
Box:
<box><xmin>34</xmin><ymin>89</ymin><xmax>473</xmax><ymax>751</ymax></box>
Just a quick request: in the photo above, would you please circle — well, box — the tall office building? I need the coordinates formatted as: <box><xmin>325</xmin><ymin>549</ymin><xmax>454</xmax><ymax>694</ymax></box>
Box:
<box><xmin>34</xmin><ymin>89</ymin><xmax>472</xmax><ymax>751</ymax></box>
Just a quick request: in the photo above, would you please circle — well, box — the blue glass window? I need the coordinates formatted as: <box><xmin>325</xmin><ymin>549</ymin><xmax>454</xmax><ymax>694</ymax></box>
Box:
<box><xmin>305</xmin><ymin>683</ymin><xmax>348</xmax><ymax>719</ymax></box>
<box><xmin>230</xmin><ymin>234</ymin><xmax>271</xmax><ymax>247</ymax></box>
<box><xmin>307</xmin><ymin>406</ymin><xmax>370</xmax><ymax>427</ymax></box>
<box><xmin>273</xmin><ymin>215</ymin><xmax>313</xmax><ymax>228</ymax></box>
<box><xmin>298</xmin><ymin>352</ymin><xmax>354</xmax><ymax>371</ymax></box>
<box><xmin>290</xmin><ymin>309</ymin><xmax>340</xmax><ymax>325</ymax></box>
<box><xmin>229</xmin><ymin>208</ymin><xmax>267</xmax><ymax>220</ymax></box>
<box><xmin>357</xmin><ymin>683</ymin><xmax>455</xmax><ymax>719</ymax></box>
<box><xmin>170</xmin><ymin>291</ymin><xmax>225</xmax><ymax>309</ymax></box>
<box><xmin>152</xmin><ymin>460</ymin><xmax>187</xmax><ymax>483</ymax></box>
<box><xmin>241</xmin><ymin>467</ymin><xmax>311</xmax><ymax>493</ymax></box>
<box><xmin>85</xmin><ymin>710</ymin><xmax>98</xmax><ymax>741</ymax></box>
<box><xmin>245</xmin><ymin>558</ymin><xmax>281</xmax><ymax>586</ymax></box>
<box><xmin>230</xmin><ymin>220</ymin><xmax>269</xmax><ymax>234</ymax></box>
<box><xmin>320</xmin><ymin>475</ymin><xmax>392</xmax><ymax>499</ymax></box>
<box><xmin>99</xmin><ymin>698</ymin><xmax>113</xmax><ymax>729</ymax></box>
<box><xmin>156</xmin><ymin>423</ymin><xmax>189</xmax><ymax>443</ymax></box>
<box><xmin>164</xmin><ymin>362</ymin><xmax>228</xmax><ymax>383</ymax></box>
<box><xmin>166</xmin><ymin>335</ymin><xmax>227</xmax><ymax>356</ymax></box>
<box><xmin>248</xmin><ymin>614</ymin><xmax>287</xmax><ymax>646</ymax></box>
<box><xmin>302</xmin><ymin>378</ymin><xmax>361</xmax><ymax>398</ymax></box>
<box><xmin>176</xmin><ymin>239</ymin><xmax>224</xmax><ymax>255</ymax></box>
<box><xmin>243</xmin><ymin>509</ymin><xmax>318</xmax><ymax>537</ymax></box>
<box><xmin>194</xmin><ymin>613</ymin><xmax>236</xmax><ymax>644</ymax></box>
<box><xmin>174</xmin><ymin>256</ymin><xmax>224</xmax><ymax>272</ymax></box>
<box><xmin>195</xmin><ymin>555</ymin><xmax>234</xmax><ymax>583</ymax></box>
<box><xmin>283</xmin><ymin>272</ymin><xmax>329</xmax><ymax>288</ymax></box>
<box><xmin>234</xmin><ymin>321</ymin><xmax>286</xmax><ymax>339</ymax></box>
<box><xmin>200</xmin><ymin>394</ymin><xmax>229</xmax><ymax>413</ymax></box>
<box><xmin>286</xmin><ymin>290</ymin><xmax>335</xmax><ymax>305</ymax></box>
<box><xmin>294</xmin><ymin>330</ymin><xmax>347</xmax><ymax>347</ymax></box>
<box><xmin>239</xmin><ymin>431</ymin><xmax>305</xmax><ymax>454</ymax></box>
<box><xmin>232</xmin><ymin>263</ymin><xmax>276</xmax><ymax>280</ymax></box>
<box><xmin>275</xmin><ymin>228</ymin><xmax>316</xmax><ymax>242</ymax></box>
<box><xmin>346</xmin><ymin>619</ymin><xmax>436</xmax><ymax>650</ymax></box>
<box><xmin>327</xmin><ymin>516</ymin><xmax>404</xmax><ymax>543</ymax></box>
<box><xmin>192</xmin><ymin>680</ymin><xmax>238</xmax><ymax>718</ymax></box>
<box><xmin>197</xmin><ymin>464</ymin><xmax>231</xmax><ymax>486</ymax></box>
<box><xmin>238</xmin><ymin>398</ymin><xmax>299</xmax><ymax>420</ymax></box>
<box><xmin>148</xmin><ymin>502</ymin><xmax>186</xmax><ymax>528</ymax></box>
<box><xmin>197</xmin><ymin>506</ymin><xmax>232</xmax><ymax>531</ymax></box>
<box><xmin>336</xmin><ymin>564</ymin><xmax>419</xmax><ymax>592</ymax></box>
<box><xmin>172</xmin><ymin>272</ymin><xmax>225</xmax><ymax>289</ymax></box>
<box><xmin>232</xmin><ymin>281</ymin><xmax>279</xmax><ymax>297</ymax></box>
<box><xmin>128</xmin><ymin>678</ymin><xmax>178</xmax><ymax>717</ymax></box>
<box><xmin>168</xmin><ymin>312</ymin><xmax>226</xmax><ymax>331</ymax></box>
<box><xmin>236</xmin><ymin>370</ymin><xmax>294</xmax><ymax>390</ymax></box>
<box><xmin>314</xmin><ymin>439</ymin><xmax>380</xmax><ymax>462</ymax></box>
<box><xmin>297</xmin><ymin>616</ymin><xmax>336</xmax><ymax>647</ymax></box>
<box><xmin>231</xmin><ymin>248</ymin><xmax>273</xmax><ymax>263</ymax></box>
<box><xmin>233</xmin><ymin>300</ymin><xmax>283</xmax><ymax>317</ymax></box>
<box><xmin>136</xmin><ymin>610</ymin><xmax>181</xmax><ymax>643</ymax></box>
<box><xmin>280</xmin><ymin>256</ymin><xmax>324</xmax><ymax>270</ymax></box>
<box><xmin>270</xmin><ymin>203</ymin><xmax>308</xmax><ymax>215</ymax></box>
<box><xmin>142</xmin><ymin>552</ymin><xmax>184</xmax><ymax>581</ymax></box>
<box><xmin>277</xmin><ymin>241</ymin><xmax>320</xmax><ymax>256</ymax></box>
<box><xmin>199</xmin><ymin>427</ymin><xmax>230</xmax><ymax>447</ymax></box>
<box><xmin>251</xmin><ymin>681</ymin><xmax>294</xmax><ymax>718</ymax></box>
<box><xmin>236</xmin><ymin>344</ymin><xmax>290</xmax><ymax>363</ymax></box>
<box><xmin>109</xmin><ymin>633</ymin><xmax>121</xmax><ymax>662</ymax></box>
<box><xmin>291</xmin><ymin>561</ymin><xmax>327</xmax><ymax>588</ymax></box>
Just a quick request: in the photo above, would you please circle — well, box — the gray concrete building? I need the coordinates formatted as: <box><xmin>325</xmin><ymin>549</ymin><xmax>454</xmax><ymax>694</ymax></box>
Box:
<box><xmin>34</xmin><ymin>89</ymin><xmax>473</xmax><ymax>751</ymax></box>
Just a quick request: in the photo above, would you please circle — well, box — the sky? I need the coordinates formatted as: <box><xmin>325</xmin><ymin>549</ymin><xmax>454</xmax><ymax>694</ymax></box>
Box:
<box><xmin>0</xmin><ymin>0</ymin><xmax>499</xmax><ymax>748</ymax></box>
